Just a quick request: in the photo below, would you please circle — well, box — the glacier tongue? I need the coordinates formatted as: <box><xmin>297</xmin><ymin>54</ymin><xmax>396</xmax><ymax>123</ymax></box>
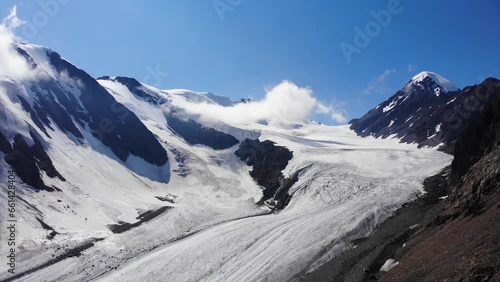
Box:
<box><xmin>94</xmin><ymin>125</ymin><xmax>451</xmax><ymax>282</ymax></box>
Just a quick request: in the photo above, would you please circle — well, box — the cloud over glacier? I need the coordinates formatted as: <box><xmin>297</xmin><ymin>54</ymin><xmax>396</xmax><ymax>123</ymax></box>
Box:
<box><xmin>175</xmin><ymin>80</ymin><xmax>348</xmax><ymax>125</ymax></box>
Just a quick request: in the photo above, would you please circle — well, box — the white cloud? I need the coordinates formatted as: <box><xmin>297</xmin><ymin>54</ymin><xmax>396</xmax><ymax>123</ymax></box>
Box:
<box><xmin>173</xmin><ymin>80</ymin><xmax>348</xmax><ymax>125</ymax></box>
<box><xmin>362</xmin><ymin>69</ymin><xmax>396</xmax><ymax>95</ymax></box>
<box><xmin>374</xmin><ymin>69</ymin><xmax>395</xmax><ymax>84</ymax></box>
<box><xmin>59</xmin><ymin>69</ymin><xmax>84</xmax><ymax>88</ymax></box>
<box><xmin>0</xmin><ymin>6</ymin><xmax>40</xmax><ymax>81</ymax></box>
<box><xmin>2</xmin><ymin>6</ymin><xmax>24</xmax><ymax>30</ymax></box>
<box><xmin>315</xmin><ymin>100</ymin><xmax>348</xmax><ymax>124</ymax></box>
<box><xmin>331</xmin><ymin>112</ymin><xmax>347</xmax><ymax>124</ymax></box>
<box><xmin>315</xmin><ymin>101</ymin><xmax>332</xmax><ymax>114</ymax></box>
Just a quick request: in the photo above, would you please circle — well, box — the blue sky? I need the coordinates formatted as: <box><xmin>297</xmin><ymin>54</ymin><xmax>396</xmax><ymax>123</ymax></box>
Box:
<box><xmin>1</xmin><ymin>0</ymin><xmax>499</xmax><ymax>124</ymax></box>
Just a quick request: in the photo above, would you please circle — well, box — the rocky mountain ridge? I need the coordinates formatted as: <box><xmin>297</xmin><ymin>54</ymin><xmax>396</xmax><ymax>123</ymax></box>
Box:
<box><xmin>379</xmin><ymin>77</ymin><xmax>500</xmax><ymax>281</ymax></box>
<box><xmin>350</xmin><ymin>72</ymin><xmax>498</xmax><ymax>154</ymax></box>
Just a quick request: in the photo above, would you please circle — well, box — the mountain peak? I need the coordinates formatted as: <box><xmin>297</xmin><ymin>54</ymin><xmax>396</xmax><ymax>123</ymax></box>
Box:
<box><xmin>408</xmin><ymin>71</ymin><xmax>459</xmax><ymax>94</ymax></box>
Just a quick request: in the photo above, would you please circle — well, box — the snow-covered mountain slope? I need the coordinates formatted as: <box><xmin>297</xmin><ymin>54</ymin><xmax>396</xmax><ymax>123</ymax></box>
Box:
<box><xmin>350</xmin><ymin>72</ymin><xmax>499</xmax><ymax>153</ymax></box>
<box><xmin>0</xmin><ymin>41</ymin><xmax>175</xmax><ymax>253</ymax></box>
<box><xmin>1</xmin><ymin>43</ymin><xmax>453</xmax><ymax>282</ymax></box>
<box><xmin>167</xmin><ymin>88</ymin><xmax>235</xmax><ymax>106</ymax></box>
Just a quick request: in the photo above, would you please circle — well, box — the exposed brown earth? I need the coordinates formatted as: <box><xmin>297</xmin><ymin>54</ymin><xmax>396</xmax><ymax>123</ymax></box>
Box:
<box><xmin>380</xmin><ymin>146</ymin><xmax>500</xmax><ymax>282</ymax></box>
<box><xmin>380</xmin><ymin>192</ymin><xmax>500</xmax><ymax>282</ymax></box>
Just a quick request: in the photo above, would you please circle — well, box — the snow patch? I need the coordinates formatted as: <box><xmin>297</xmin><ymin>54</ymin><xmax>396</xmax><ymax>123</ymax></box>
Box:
<box><xmin>383</xmin><ymin>100</ymin><xmax>397</xmax><ymax>113</ymax></box>
<box><xmin>447</xmin><ymin>97</ymin><xmax>457</xmax><ymax>105</ymax></box>
<box><xmin>428</xmin><ymin>123</ymin><xmax>442</xmax><ymax>139</ymax></box>
<box><xmin>380</xmin><ymin>259</ymin><xmax>399</xmax><ymax>272</ymax></box>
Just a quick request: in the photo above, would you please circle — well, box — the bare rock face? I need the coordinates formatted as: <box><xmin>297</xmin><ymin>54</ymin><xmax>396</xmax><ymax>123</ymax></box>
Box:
<box><xmin>166</xmin><ymin>112</ymin><xmax>239</xmax><ymax>150</ymax></box>
<box><xmin>0</xmin><ymin>131</ymin><xmax>12</xmax><ymax>153</ymax></box>
<box><xmin>2</xmin><ymin>133</ymin><xmax>64</xmax><ymax>191</ymax></box>
<box><xmin>235</xmin><ymin>139</ymin><xmax>295</xmax><ymax>208</ymax></box>
<box><xmin>440</xmin><ymin>81</ymin><xmax>500</xmax><ymax>220</ymax></box>
<box><xmin>441</xmin><ymin>147</ymin><xmax>500</xmax><ymax>220</ymax></box>
<box><xmin>449</xmin><ymin>79</ymin><xmax>500</xmax><ymax>184</ymax></box>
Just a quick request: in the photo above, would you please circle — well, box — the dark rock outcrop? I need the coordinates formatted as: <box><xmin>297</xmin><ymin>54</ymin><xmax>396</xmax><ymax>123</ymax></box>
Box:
<box><xmin>0</xmin><ymin>131</ymin><xmax>12</xmax><ymax>153</ymax></box>
<box><xmin>17</xmin><ymin>95</ymin><xmax>52</xmax><ymax>138</ymax></box>
<box><xmin>440</xmin><ymin>79</ymin><xmax>500</xmax><ymax>220</ymax></box>
<box><xmin>15</xmin><ymin>47</ymin><xmax>38</xmax><ymax>69</ymax></box>
<box><xmin>108</xmin><ymin>206</ymin><xmax>172</xmax><ymax>234</ymax></box>
<box><xmin>29</xmin><ymin>131</ymin><xmax>66</xmax><ymax>181</ymax></box>
<box><xmin>36</xmin><ymin>217</ymin><xmax>59</xmax><ymax>239</ymax></box>
<box><xmin>267</xmin><ymin>171</ymin><xmax>299</xmax><ymax>210</ymax></box>
<box><xmin>166</xmin><ymin>113</ymin><xmax>239</xmax><ymax>150</ymax></box>
<box><xmin>449</xmin><ymin>78</ymin><xmax>500</xmax><ymax>184</ymax></box>
<box><xmin>235</xmin><ymin>139</ymin><xmax>294</xmax><ymax>207</ymax></box>
<box><xmin>4</xmin><ymin>134</ymin><xmax>46</xmax><ymax>190</ymax></box>
<box><xmin>3</xmin><ymin>134</ymin><xmax>64</xmax><ymax>191</ymax></box>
